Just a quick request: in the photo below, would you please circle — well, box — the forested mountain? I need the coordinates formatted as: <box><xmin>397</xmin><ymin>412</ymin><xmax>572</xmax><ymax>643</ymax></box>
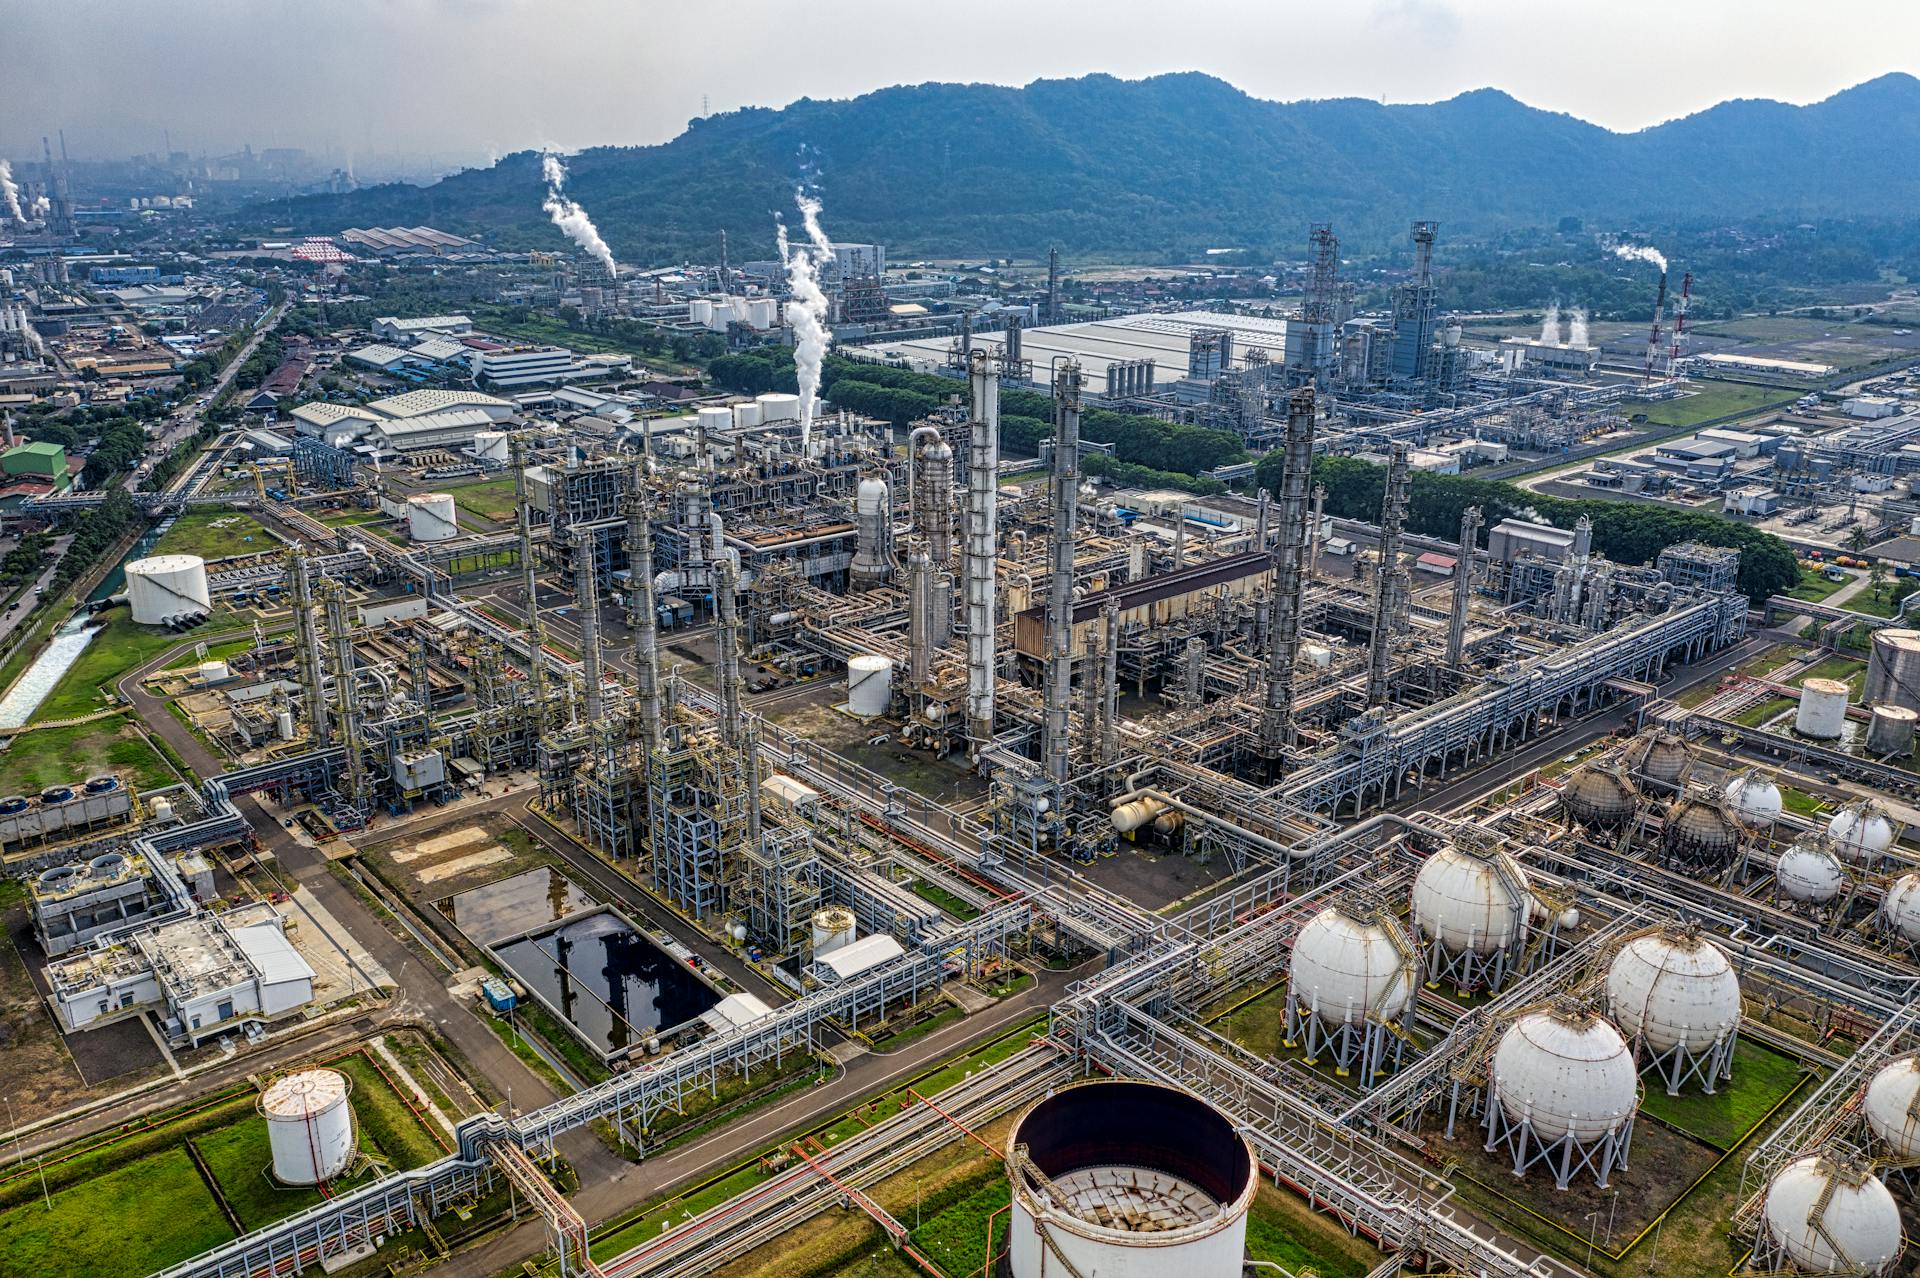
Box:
<box><xmin>260</xmin><ymin>71</ymin><xmax>1920</xmax><ymax>262</ymax></box>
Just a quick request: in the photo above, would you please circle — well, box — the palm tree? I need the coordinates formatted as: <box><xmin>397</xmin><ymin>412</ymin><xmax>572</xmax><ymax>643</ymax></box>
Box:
<box><xmin>1847</xmin><ymin>526</ymin><xmax>1872</xmax><ymax>554</ymax></box>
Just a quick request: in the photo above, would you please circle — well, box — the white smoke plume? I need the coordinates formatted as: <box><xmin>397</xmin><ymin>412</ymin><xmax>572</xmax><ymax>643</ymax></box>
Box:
<box><xmin>0</xmin><ymin>161</ymin><xmax>22</xmax><ymax>226</ymax></box>
<box><xmin>1539</xmin><ymin>300</ymin><xmax>1561</xmax><ymax>346</ymax></box>
<box><xmin>1568</xmin><ymin>306</ymin><xmax>1590</xmax><ymax>348</ymax></box>
<box><xmin>1612</xmin><ymin>242</ymin><xmax>1668</xmax><ymax>273</ymax></box>
<box><xmin>28</xmin><ymin>195</ymin><xmax>48</xmax><ymax>220</ymax></box>
<box><xmin>539</xmin><ymin>152</ymin><xmax>616</xmax><ymax>278</ymax></box>
<box><xmin>778</xmin><ymin>187</ymin><xmax>835</xmax><ymax>452</ymax></box>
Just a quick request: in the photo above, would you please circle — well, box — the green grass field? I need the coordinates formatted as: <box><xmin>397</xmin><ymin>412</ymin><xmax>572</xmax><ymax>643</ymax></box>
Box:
<box><xmin>0</xmin><ymin>1147</ymin><xmax>234</xmax><ymax>1278</ymax></box>
<box><xmin>1638</xmin><ymin>1040</ymin><xmax>1806</xmax><ymax>1151</ymax></box>
<box><xmin>0</xmin><ymin>719</ymin><xmax>176</xmax><ymax>792</ymax></box>
<box><xmin>1785</xmin><ymin>566</ymin><xmax>1852</xmax><ymax>603</ymax></box>
<box><xmin>151</xmin><ymin>510</ymin><xmax>275</xmax><ymax>561</ymax></box>
<box><xmin>444</xmin><ymin>477</ymin><xmax>520</xmax><ymax>522</ymax></box>
<box><xmin>1622</xmin><ymin>384</ymin><xmax>1799</xmax><ymax>429</ymax></box>
<box><xmin>193</xmin><ymin>1121</ymin><xmax>323</xmax><ymax>1230</ymax></box>
<box><xmin>29</xmin><ymin>614</ymin><xmax>245</xmax><ymax>725</ymax></box>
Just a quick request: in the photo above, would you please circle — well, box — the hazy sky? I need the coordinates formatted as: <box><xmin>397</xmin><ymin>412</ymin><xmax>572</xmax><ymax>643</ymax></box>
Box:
<box><xmin>6</xmin><ymin>0</ymin><xmax>1918</xmax><ymax>160</ymax></box>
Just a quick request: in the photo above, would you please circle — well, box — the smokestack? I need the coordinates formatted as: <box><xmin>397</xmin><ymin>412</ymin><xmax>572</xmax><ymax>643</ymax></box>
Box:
<box><xmin>965</xmin><ymin>350</ymin><xmax>1000</xmax><ymax>758</ymax></box>
<box><xmin>1365</xmin><ymin>444</ymin><xmax>1411</xmax><ymax>708</ymax></box>
<box><xmin>1042</xmin><ymin>360</ymin><xmax>1082</xmax><ymax>786</ymax></box>
<box><xmin>1446</xmin><ymin>506</ymin><xmax>1482</xmax><ymax>668</ymax></box>
<box><xmin>1260</xmin><ymin>388</ymin><xmax>1316</xmax><ymax>755</ymax></box>
<box><xmin>625</xmin><ymin>457</ymin><xmax>661</xmax><ymax>750</ymax></box>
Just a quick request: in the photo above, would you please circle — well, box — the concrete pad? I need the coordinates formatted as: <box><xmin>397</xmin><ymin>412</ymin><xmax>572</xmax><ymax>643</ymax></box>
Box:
<box><xmin>415</xmin><ymin>845</ymin><xmax>513</xmax><ymax>884</ymax></box>
<box><xmin>281</xmin><ymin>886</ymin><xmax>394</xmax><ymax>1001</ymax></box>
<box><xmin>398</xmin><ymin>825</ymin><xmax>490</xmax><ymax>861</ymax></box>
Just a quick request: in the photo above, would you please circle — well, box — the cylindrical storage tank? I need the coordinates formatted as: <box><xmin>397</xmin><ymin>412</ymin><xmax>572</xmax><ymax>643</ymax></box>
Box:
<box><xmin>150</xmin><ymin>796</ymin><xmax>174</xmax><ymax>822</ymax></box>
<box><xmin>688</xmin><ymin>299</ymin><xmax>713</xmax><ymax>325</ymax></box>
<box><xmin>1867</xmin><ymin>704</ymin><xmax>1918</xmax><ymax>756</ymax></box>
<box><xmin>1762</xmin><ymin>1155</ymin><xmax>1903</xmax><ymax>1275</ymax></box>
<box><xmin>757</xmin><ymin>392</ymin><xmax>801</xmax><ymax>423</ymax></box>
<box><xmin>406</xmin><ymin>492</ymin><xmax>459</xmax><ymax>542</ymax></box>
<box><xmin>1880</xmin><ymin>873</ymin><xmax>1920</xmax><ymax>942</ymax></box>
<box><xmin>747</xmin><ymin>297</ymin><xmax>776</xmax><ymax>329</ymax></box>
<box><xmin>1490</xmin><ymin>1006</ymin><xmax>1638</xmax><ymax>1142</ymax></box>
<box><xmin>1724</xmin><ymin>773</ymin><xmax>1784</xmax><ymax>827</ymax></box>
<box><xmin>1006</xmin><ymin>1082</ymin><xmax>1255</xmax><ymax>1278</ymax></box>
<box><xmin>1287</xmin><ymin>905</ymin><xmax>1417</xmax><ymax>1026</ymax></box>
<box><xmin>125</xmin><ymin>554</ymin><xmax>211</xmax><ymax>625</ymax></box>
<box><xmin>1868</xmin><ymin>629</ymin><xmax>1920</xmax><ymax>711</ymax></box>
<box><xmin>1865</xmin><ymin>1055</ymin><xmax>1920</xmax><ymax>1158</ymax></box>
<box><xmin>1796</xmin><ymin>678</ymin><xmax>1850</xmax><ymax>739</ymax></box>
<box><xmin>259</xmin><ymin>1068</ymin><xmax>355</xmax><ymax>1185</ymax></box>
<box><xmin>696</xmin><ymin>405</ymin><xmax>733</xmax><ymax>434</ymax></box>
<box><xmin>1561</xmin><ymin>761</ymin><xmax>1638</xmax><ymax>828</ymax></box>
<box><xmin>810</xmin><ymin>907</ymin><xmax>856</xmax><ymax>956</ymax></box>
<box><xmin>1410</xmin><ymin>843</ymin><xmax>1530</xmax><ymax>956</ymax></box>
<box><xmin>846</xmin><ymin>654</ymin><xmax>892</xmax><ymax>716</ymax></box>
<box><xmin>1605</xmin><ymin>928</ymin><xmax>1741</xmax><ymax>1054</ymax></box>
<box><xmin>1831</xmin><ymin>800</ymin><xmax>1897</xmax><ymax>862</ymax></box>
<box><xmin>730</xmin><ymin>400</ymin><xmax>762</xmax><ymax>429</ymax></box>
<box><xmin>275</xmin><ymin>708</ymin><xmax>295</xmax><ymax>740</ymax></box>
<box><xmin>1775</xmin><ymin>840</ymin><xmax>1846</xmax><ymax>903</ymax></box>
<box><xmin>472</xmin><ymin>431</ymin><xmax>511</xmax><ymax>462</ymax></box>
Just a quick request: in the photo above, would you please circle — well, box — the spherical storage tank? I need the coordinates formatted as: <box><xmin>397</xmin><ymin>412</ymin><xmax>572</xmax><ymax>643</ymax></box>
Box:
<box><xmin>1868</xmin><ymin>628</ymin><xmax>1920</xmax><ymax>712</ymax></box>
<box><xmin>1763</xmin><ymin>1155</ymin><xmax>1902</xmax><ymax>1275</ymax></box>
<box><xmin>846</xmin><ymin>654</ymin><xmax>892</xmax><ymax>716</ymax></box>
<box><xmin>1663</xmin><ymin>795</ymin><xmax>1743</xmax><ymax>869</ymax></box>
<box><xmin>125</xmin><ymin>554</ymin><xmax>210</xmax><ymax>625</ymax></box>
<box><xmin>1288</xmin><ymin>904</ymin><xmax>1417</xmax><ymax>1027</ymax></box>
<box><xmin>406</xmin><ymin>492</ymin><xmax>459</xmax><ymax>542</ymax></box>
<box><xmin>1724</xmin><ymin>772</ymin><xmax>1784</xmax><ymax>826</ymax></box>
<box><xmin>1605</xmin><ymin>928</ymin><xmax>1741</xmax><ymax>1055</ymax></box>
<box><xmin>1868</xmin><ymin>704</ymin><xmax>1918</xmax><ymax>755</ymax></box>
<box><xmin>1005</xmin><ymin>1082</ymin><xmax>1255</xmax><ymax>1278</ymax></box>
<box><xmin>1410</xmin><ymin>842</ymin><xmax>1531</xmax><ymax>957</ymax></box>
<box><xmin>1831</xmin><ymin>800</ymin><xmax>1897</xmax><ymax>863</ymax></box>
<box><xmin>260</xmin><ymin>1068</ymin><xmax>355</xmax><ymax>1185</ymax></box>
<box><xmin>1561</xmin><ymin>761</ymin><xmax>1638</xmax><ymax>828</ymax></box>
<box><xmin>1626</xmin><ymin>728</ymin><xmax>1692</xmax><ymax>789</ymax></box>
<box><xmin>1880</xmin><ymin>873</ymin><xmax>1920</xmax><ymax>942</ymax></box>
<box><xmin>1776</xmin><ymin>841</ymin><xmax>1846</xmax><ymax>904</ymax></box>
<box><xmin>1797</xmin><ymin>678</ymin><xmax>1851</xmax><ymax>740</ymax></box>
<box><xmin>1489</xmin><ymin>1006</ymin><xmax>1638</xmax><ymax>1143</ymax></box>
<box><xmin>1864</xmin><ymin>1055</ymin><xmax>1920</xmax><ymax>1159</ymax></box>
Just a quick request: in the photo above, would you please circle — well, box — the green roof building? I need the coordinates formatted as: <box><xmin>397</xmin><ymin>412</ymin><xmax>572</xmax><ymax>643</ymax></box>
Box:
<box><xmin>2</xmin><ymin>441</ymin><xmax>71</xmax><ymax>491</ymax></box>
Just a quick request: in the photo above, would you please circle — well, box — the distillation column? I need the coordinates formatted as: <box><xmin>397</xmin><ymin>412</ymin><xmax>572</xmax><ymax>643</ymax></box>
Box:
<box><xmin>1099</xmin><ymin>597</ymin><xmax>1120</xmax><ymax>767</ymax></box>
<box><xmin>1042</xmin><ymin>360</ymin><xmax>1082</xmax><ymax>786</ymax></box>
<box><xmin>287</xmin><ymin>545</ymin><xmax>330</xmax><ymax>746</ymax></box>
<box><xmin>1260</xmin><ymin>387</ymin><xmax>1317</xmax><ymax>753</ymax></box>
<box><xmin>965</xmin><ymin>350</ymin><xmax>1000</xmax><ymax>759</ymax></box>
<box><xmin>572</xmin><ymin>532</ymin><xmax>604</xmax><ymax>725</ymax></box>
<box><xmin>1366</xmin><ymin>443</ymin><xmax>1411</xmax><ymax>708</ymax></box>
<box><xmin>849</xmin><ymin>471</ymin><xmax>895</xmax><ymax>589</ymax></box>
<box><xmin>510</xmin><ymin>437</ymin><xmax>549</xmax><ymax>722</ymax></box>
<box><xmin>907</xmin><ymin>543</ymin><xmax>933</xmax><ymax>689</ymax></box>
<box><xmin>1446</xmin><ymin>505</ymin><xmax>1482</xmax><ymax>668</ymax></box>
<box><xmin>625</xmin><ymin>459</ymin><xmax>662</xmax><ymax>750</ymax></box>
<box><xmin>322</xmin><ymin>585</ymin><xmax>366</xmax><ymax>811</ymax></box>
<box><xmin>714</xmin><ymin>556</ymin><xmax>743</xmax><ymax>749</ymax></box>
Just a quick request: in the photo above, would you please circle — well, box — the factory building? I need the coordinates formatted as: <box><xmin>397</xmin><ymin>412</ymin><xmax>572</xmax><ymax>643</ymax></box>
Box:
<box><xmin>371</xmin><ymin>314</ymin><xmax>474</xmax><ymax>341</ymax></box>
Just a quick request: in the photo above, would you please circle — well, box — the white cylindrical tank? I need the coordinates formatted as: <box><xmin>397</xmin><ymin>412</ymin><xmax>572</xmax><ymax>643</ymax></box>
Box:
<box><xmin>757</xmin><ymin>392</ymin><xmax>801</xmax><ymax>423</ymax></box>
<box><xmin>198</xmin><ymin>659</ymin><xmax>230</xmax><ymax>684</ymax></box>
<box><xmin>1410</xmin><ymin>843</ymin><xmax>1530</xmax><ymax>956</ymax></box>
<box><xmin>1110</xmin><ymin>796</ymin><xmax>1168</xmax><ymax>834</ymax></box>
<box><xmin>1287</xmin><ymin>905</ymin><xmax>1417</xmax><ymax>1026</ymax></box>
<box><xmin>1006</xmin><ymin>1082</ymin><xmax>1255</xmax><ymax>1278</ymax></box>
<box><xmin>1831</xmin><ymin>800</ymin><xmax>1897</xmax><ymax>862</ymax></box>
<box><xmin>472</xmin><ymin>431</ymin><xmax>511</xmax><ymax>462</ymax></box>
<box><xmin>260</xmin><ymin>1068</ymin><xmax>356</xmax><ymax>1185</ymax></box>
<box><xmin>847</xmin><ymin>654</ymin><xmax>892</xmax><ymax>716</ymax></box>
<box><xmin>696</xmin><ymin>405</ymin><xmax>733</xmax><ymax>434</ymax></box>
<box><xmin>731</xmin><ymin>400</ymin><xmax>762</xmax><ymax>429</ymax></box>
<box><xmin>1724</xmin><ymin>773</ymin><xmax>1784</xmax><ymax>826</ymax></box>
<box><xmin>1490</xmin><ymin>1007</ymin><xmax>1639</xmax><ymax>1142</ymax></box>
<box><xmin>1881</xmin><ymin>873</ymin><xmax>1920</xmax><ymax>942</ymax></box>
<box><xmin>1796</xmin><ymin>678</ymin><xmax>1850</xmax><ymax>739</ymax></box>
<box><xmin>746</xmin><ymin>297</ymin><xmax>776</xmax><ymax>329</ymax></box>
<box><xmin>406</xmin><ymin>492</ymin><xmax>459</xmax><ymax>542</ymax></box>
<box><xmin>810</xmin><ymin>907</ymin><xmax>856</xmax><ymax>956</ymax></box>
<box><xmin>1776</xmin><ymin>840</ymin><xmax>1846</xmax><ymax>903</ymax></box>
<box><xmin>1867</xmin><ymin>628</ymin><xmax>1920</xmax><ymax>711</ymax></box>
<box><xmin>276</xmin><ymin>708</ymin><xmax>295</xmax><ymax>740</ymax></box>
<box><xmin>149</xmin><ymin>796</ymin><xmax>174</xmax><ymax>822</ymax></box>
<box><xmin>1763</xmin><ymin>1155</ymin><xmax>1903</xmax><ymax>1275</ymax></box>
<box><xmin>1605</xmin><ymin>928</ymin><xmax>1742</xmax><ymax>1054</ymax></box>
<box><xmin>688</xmin><ymin>299</ymin><xmax>713</xmax><ymax>325</ymax></box>
<box><xmin>1867</xmin><ymin>704</ymin><xmax>1918</xmax><ymax>755</ymax></box>
<box><xmin>126</xmin><ymin>555</ymin><xmax>211</xmax><ymax>624</ymax></box>
<box><xmin>1865</xmin><ymin>1055</ymin><xmax>1920</xmax><ymax>1158</ymax></box>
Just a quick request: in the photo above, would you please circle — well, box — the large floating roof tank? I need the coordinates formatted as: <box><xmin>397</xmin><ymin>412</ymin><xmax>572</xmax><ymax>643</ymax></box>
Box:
<box><xmin>1762</xmin><ymin>1155</ymin><xmax>1902</xmax><ymax>1275</ymax></box>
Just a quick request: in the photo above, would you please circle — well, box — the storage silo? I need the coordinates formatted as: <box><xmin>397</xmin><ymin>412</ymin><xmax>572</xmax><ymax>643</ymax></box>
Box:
<box><xmin>1005</xmin><ymin>1082</ymin><xmax>1255</xmax><ymax>1278</ymax></box>
<box><xmin>1483</xmin><ymin>1003</ymin><xmax>1639</xmax><ymax>1189</ymax></box>
<box><xmin>1604</xmin><ymin>926</ymin><xmax>1741</xmax><ymax>1094</ymax></box>
<box><xmin>1408</xmin><ymin>841</ymin><xmax>1532</xmax><ymax>993</ymax></box>
<box><xmin>810</xmin><ymin>907</ymin><xmax>856</xmax><ymax>956</ymax></box>
<box><xmin>846</xmin><ymin>654</ymin><xmax>892</xmax><ymax>716</ymax></box>
<box><xmin>1796</xmin><ymin>678</ymin><xmax>1850</xmax><ymax>739</ymax></box>
<box><xmin>1761</xmin><ymin>1155</ymin><xmax>1902</xmax><ymax>1275</ymax></box>
<box><xmin>1284</xmin><ymin>902</ymin><xmax>1419</xmax><ymax>1078</ymax></box>
<box><xmin>260</xmin><ymin>1068</ymin><xmax>356</xmax><ymax>1185</ymax></box>
<box><xmin>406</xmin><ymin>492</ymin><xmax>459</xmax><ymax>542</ymax></box>
<box><xmin>125</xmin><ymin>555</ymin><xmax>211</xmax><ymax>625</ymax></box>
<box><xmin>1867</xmin><ymin>628</ymin><xmax>1920</xmax><ymax>711</ymax></box>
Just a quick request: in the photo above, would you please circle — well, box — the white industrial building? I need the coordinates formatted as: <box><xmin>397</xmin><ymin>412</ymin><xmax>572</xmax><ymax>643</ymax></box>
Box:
<box><xmin>366</xmin><ymin>388</ymin><xmax>514</xmax><ymax>421</ymax></box>
<box><xmin>288</xmin><ymin>389</ymin><xmax>515</xmax><ymax>456</ymax></box>
<box><xmin>372</xmin><ymin>315</ymin><xmax>473</xmax><ymax>341</ymax></box>
<box><xmin>473</xmin><ymin>345</ymin><xmax>587</xmax><ymax>388</ymax></box>
<box><xmin>368</xmin><ymin>408</ymin><xmax>501</xmax><ymax>453</ymax></box>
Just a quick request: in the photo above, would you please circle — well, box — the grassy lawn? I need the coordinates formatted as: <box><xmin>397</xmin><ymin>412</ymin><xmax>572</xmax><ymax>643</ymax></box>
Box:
<box><xmin>1637</xmin><ymin>1040</ymin><xmax>1806</xmax><ymax>1151</ymax></box>
<box><xmin>192</xmin><ymin>1120</ymin><xmax>322</xmax><ymax>1230</ymax></box>
<box><xmin>1622</xmin><ymin>383</ymin><xmax>1799</xmax><ymax>429</ymax></box>
<box><xmin>0</xmin><ymin>1147</ymin><xmax>232</xmax><ymax>1278</ymax></box>
<box><xmin>1732</xmin><ymin>696</ymin><xmax>1794</xmax><ymax>728</ymax></box>
<box><xmin>907</xmin><ymin>879</ymin><xmax>981</xmax><ymax>921</ymax></box>
<box><xmin>151</xmin><ymin>510</ymin><xmax>275</xmax><ymax>561</ymax></box>
<box><xmin>0</xmin><ymin>718</ymin><xmax>177</xmax><ymax>792</ymax></box>
<box><xmin>1784</xmin><ymin>566</ymin><xmax>1851</xmax><ymax>603</ymax></box>
<box><xmin>334</xmin><ymin>1053</ymin><xmax>448</xmax><ymax>1168</ymax></box>
<box><xmin>444</xmin><ymin>477</ymin><xmax>520</xmax><ymax>522</ymax></box>
<box><xmin>1843</xmin><ymin>587</ymin><xmax>1904</xmax><ymax>619</ymax></box>
<box><xmin>1800</xmin><ymin>654</ymin><xmax>1868</xmax><ymax>695</ymax></box>
<box><xmin>31</xmin><ymin>612</ymin><xmax>246</xmax><ymax>725</ymax></box>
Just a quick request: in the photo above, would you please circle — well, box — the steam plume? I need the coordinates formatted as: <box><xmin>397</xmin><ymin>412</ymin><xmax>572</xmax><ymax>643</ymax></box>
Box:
<box><xmin>0</xmin><ymin>161</ymin><xmax>22</xmax><ymax>225</ymax></box>
<box><xmin>1567</xmin><ymin>306</ymin><xmax>1590</xmax><ymax>348</ymax></box>
<box><xmin>778</xmin><ymin>187</ymin><xmax>835</xmax><ymax>452</ymax></box>
<box><xmin>1612</xmin><ymin>242</ymin><xmax>1668</xmax><ymax>273</ymax></box>
<box><xmin>28</xmin><ymin>196</ymin><xmax>48</xmax><ymax>220</ymax></box>
<box><xmin>1539</xmin><ymin>300</ymin><xmax>1561</xmax><ymax>346</ymax></box>
<box><xmin>539</xmin><ymin>152</ymin><xmax>616</xmax><ymax>278</ymax></box>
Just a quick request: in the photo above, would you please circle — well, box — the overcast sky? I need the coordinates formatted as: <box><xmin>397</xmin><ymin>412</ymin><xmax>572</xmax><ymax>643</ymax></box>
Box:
<box><xmin>6</xmin><ymin>0</ymin><xmax>1918</xmax><ymax>160</ymax></box>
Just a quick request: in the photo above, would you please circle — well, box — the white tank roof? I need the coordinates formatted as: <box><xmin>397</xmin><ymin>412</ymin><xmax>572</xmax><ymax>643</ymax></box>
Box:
<box><xmin>1763</xmin><ymin>1156</ymin><xmax>1903</xmax><ymax>1275</ymax></box>
<box><xmin>1490</xmin><ymin>1007</ymin><xmax>1638</xmax><ymax>1142</ymax></box>
<box><xmin>1830</xmin><ymin>801</ymin><xmax>1896</xmax><ymax>861</ymax></box>
<box><xmin>1724</xmin><ymin>773</ymin><xmax>1784</xmax><ymax>826</ymax></box>
<box><xmin>1604</xmin><ymin>928</ymin><xmax>1741</xmax><ymax>1054</ymax></box>
<box><xmin>261</xmin><ymin>1067</ymin><xmax>349</xmax><ymax>1118</ymax></box>
<box><xmin>1409</xmin><ymin>843</ymin><xmax>1530</xmax><ymax>956</ymax></box>
<box><xmin>1287</xmin><ymin>904</ymin><xmax>1417</xmax><ymax>1026</ymax></box>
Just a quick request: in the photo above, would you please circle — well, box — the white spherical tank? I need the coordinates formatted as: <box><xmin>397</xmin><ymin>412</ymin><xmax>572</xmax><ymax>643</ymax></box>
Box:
<box><xmin>1831</xmin><ymin>801</ymin><xmax>1896</xmax><ymax>862</ymax></box>
<box><xmin>756</xmin><ymin>392</ymin><xmax>801</xmax><ymax>423</ymax></box>
<box><xmin>1868</xmin><ymin>704</ymin><xmax>1919</xmax><ymax>755</ymax></box>
<box><xmin>125</xmin><ymin>554</ymin><xmax>211</xmax><ymax>624</ymax></box>
<box><xmin>1763</xmin><ymin>1156</ymin><xmax>1902</xmax><ymax>1275</ymax></box>
<box><xmin>1724</xmin><ymin>773</ymin><xmax>1784</xmax><ymax>826</ymax></box>
<box><xmin>730</xmin><ymin>400</ymin><xmax>762</xmax><ymax>429</ymax></box>
<box><xmin>1006</xmin><ymin>1082</ymin><xmax>1255</xmax><ymax>1278</ymax></box>
<box><xmin>260</xmin><ymin>1068</ymin><xmax>356</xmax><ymax>1185</ymax></box>
<box><xmin>1797</xmin><ymin>678</ymin><xmax>1850</xmax><ymax>740</ymax></box>
<box><xmin>1288</xmin><ymin>905</ymin><xmax>1417</xmax><ymax>1026</ymax></box>
<box><xmin>1865</xmin><ymin>1055</ymin><xmax>1920</xmax><ymax>1159</ymax></box>
<box><xmin>1410</xmin><ymin>843</ymin><xmax>1531</xmax><ymax>956</ymax></box>
<box><xmin>846</xmin><ymin>654</ymin><xmax>892</xmax><ymax>716</ymax></box>
<box><xmin>1490</xmin><ymin>1007</ymin><xmax>1639</xmax><ymax>1142</ymax></box>
<box><xmin>810</xmin><ymin>907</ymin><xmax>856</xmax><ymax>956</ymax></box>
<box><xmin>1605</xmin><ymin>928</ymin><xmax>1741</xmax><ymax>1054</ymax></box>
<box><xmin>1775</xmin><ymin>841</ymin><xmax>1846</xmax><ymax>904</ymax></box>
<box><xmin>1880</xmin><ymin>873</ymin><xmax>1920</xmax><ymax>942</ymax></box>
<box><xmin>696</xmin><ymin>405</ymin><xmax>733</xmax><ymax>434</ymax></box>
<box><xmin>406</xmin><ymin>492</ymin><xmax>459</xmax><ymax>542</ymax></box>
